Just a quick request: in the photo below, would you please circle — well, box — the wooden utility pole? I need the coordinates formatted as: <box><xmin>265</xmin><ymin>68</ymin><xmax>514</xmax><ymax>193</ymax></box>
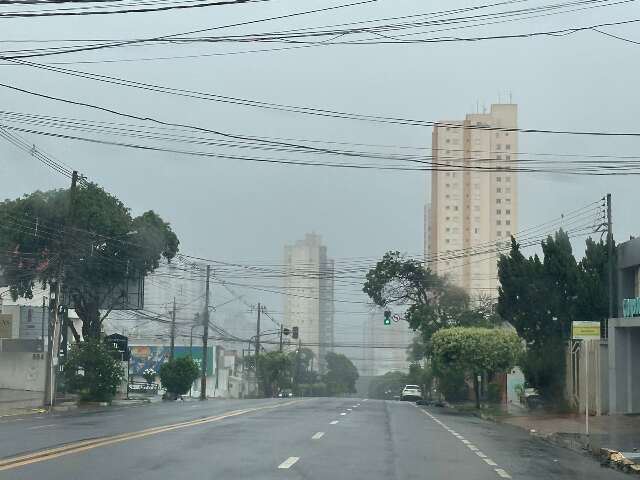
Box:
<box><xmin>170</xmin><ymin>297</ymin><xmax>176</xmax><ymax>360</ymax></box>
<box><xmin>200</xmin><ymin>265</ymin><xmax>211</xmax><ymax>400</ymax></box>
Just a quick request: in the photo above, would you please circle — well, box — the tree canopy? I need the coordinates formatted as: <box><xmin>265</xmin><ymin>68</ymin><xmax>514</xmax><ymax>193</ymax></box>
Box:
<box><xmin>497</xmin><ymin>231</ymin><xmax>614</xmax><ymax>400</ymax></box>
<box><xmin>323</xmin><ymin>352</ymin><xmax>359</xmax><ymax>395</ymax></box>
<box><xmin>364</xmin><ymin>251</ymin><xmax>500</xmax><ymax>355</ymax></box>
<box><xmin>0</xmin><ymin>183</ymin><xmax>179</xmax><ymax>340</ymax></box>
<box><xmin>431</xmin><ymin>327</ymin><xmax>522</xmax><ymax>407</ymax></box>
<box><xmin>257</xmin><ymin>352</ymin><xmax>292</xmax><ymax>397</ymax></box>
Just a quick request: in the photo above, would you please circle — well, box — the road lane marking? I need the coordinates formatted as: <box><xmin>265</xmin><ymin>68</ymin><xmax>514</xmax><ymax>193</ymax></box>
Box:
<box><xmin>278</xmin><ymin>457</ymin><xmax>300</xmax><ymax>469</ymax></box>
<box><xmin>0</xmin><ymin>400</ymin><xmax>303</xmax><ymax>472</ymax></box>
<box><xmin>467</xmin><ymin>445</ymin><xmax>479</xmax><ymax>451</ymax></box>
<box><xmin>461</xmin><ymin>439</ymin><xmax>470</xmax><ymax>444</ymax></box>
<box><xmin>330</xmin><ymin>420</ymin><xmax>339</xmax><ymax>425</ymax></box>
<box><xmin>484</xmin><ymin>459</ymin><xmax>498</xmax><ymax>466</ymax></box>
<box><xmin>476</xmin><ymin>451</ymin><xmax>487</xmax><ymax>458</ymax></box>
<box><xmin>340</xmin><ymin>412</ymin><xmax>347</xmax><ymax>415</ymax></box>
<box><xmin>28</xmin><ymin>424</ymin><xmax>57</xmax><ymax>430</ymax></box>
<box><xmin>495</xmin><ymin>468</ymin><xmax>511</xmax><ymax>478</ymax></box>
<box><xmin>311</xmin><ymin>432</ymin><xmax>325</xmax><ymax>440</ymax></box>
<box><xmin>347</xmin><ymin>408</ymin><xmax>352</xmax><ymax>411</ymax></box>
<box><xmin>352</xmin><ymin>405</ymin><xmax>358</xmax><ymax>408</ymax></box>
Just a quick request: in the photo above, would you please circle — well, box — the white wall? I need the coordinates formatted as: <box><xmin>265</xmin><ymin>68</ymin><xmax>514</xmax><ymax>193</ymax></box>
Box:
<box><xmin>0</xmin><ymin>351</ymin><xmax>46</xmax><ymax>391</ymax></box>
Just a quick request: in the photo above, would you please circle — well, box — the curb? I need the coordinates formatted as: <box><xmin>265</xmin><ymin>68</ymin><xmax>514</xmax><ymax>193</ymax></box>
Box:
<box><xmin>601</xmin><ymin>449</ymin><xmax>640</xmax><ymax>475</ymax></box>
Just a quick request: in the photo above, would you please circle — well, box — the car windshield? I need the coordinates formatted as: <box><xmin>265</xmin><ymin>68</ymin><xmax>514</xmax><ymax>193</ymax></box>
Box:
<box><xmin>0</xmin><ymin>1</ymin><xmax>632</xmax><ymax>480</ymax></box>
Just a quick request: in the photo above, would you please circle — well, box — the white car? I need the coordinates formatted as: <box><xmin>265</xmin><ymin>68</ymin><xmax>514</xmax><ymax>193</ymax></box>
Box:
<box><xmin>401</xmin><ymin>385</ymin><xmax>422</xmax><ymax>401</ymax></box>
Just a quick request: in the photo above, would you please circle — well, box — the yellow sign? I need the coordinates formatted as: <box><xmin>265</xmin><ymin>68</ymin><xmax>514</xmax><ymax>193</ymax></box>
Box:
<box><xmin>572</xmin><ymin>321</ymin><xmax>600</xmax><ymax>340</ymax></box>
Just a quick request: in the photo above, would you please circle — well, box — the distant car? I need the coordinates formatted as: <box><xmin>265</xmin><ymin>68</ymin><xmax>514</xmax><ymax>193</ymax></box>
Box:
<box><xmin>401</xmin><ymin>385</ymin><xmax>422</xmax><ymax>401</ymax></box>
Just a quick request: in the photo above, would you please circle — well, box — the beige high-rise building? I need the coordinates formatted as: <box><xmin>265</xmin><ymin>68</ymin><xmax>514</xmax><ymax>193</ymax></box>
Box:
<box><xmin>427</xmin><ymin>104</ymin><xmax>518</xmax><ymax>298</ymax></box>
<box><xmin>284</xmin><ymin>233</ymin><xmax>334</xmax><ymax>372</ymax></box>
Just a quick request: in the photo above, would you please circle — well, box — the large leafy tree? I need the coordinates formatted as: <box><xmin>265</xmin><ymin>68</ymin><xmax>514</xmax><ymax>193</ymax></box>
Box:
<box><xmin>497</xmin><ymin>231</ymin><xmax>612</xmax><ymax>401</ymax></box>
<box><xmin>431</xmin><ymin>327</ymin><xmax>522</xmax><ymax>408</ymax></box>
<box><xmin>289</xmin><ymin>347</ymin><xmax>318</xmax><ymax>385</ymax></box>
<box><xmin>0</xmin><ymin>183</ymin><xmax>179</xmax><ymax>340</ymax></box>
<box><xmin>364</xmin><ymin>251</ymin><xmax>499</xmax><ymax>356</ymax></box>
<box><xmin>323</xmin><ymin>352</ymin><xmax>359</xmax><ymax>395</ymax></box>
<box><xmin>257</xmin><ymin>352</ymin><xmax>292</xmax><ymax>397</ymax></box>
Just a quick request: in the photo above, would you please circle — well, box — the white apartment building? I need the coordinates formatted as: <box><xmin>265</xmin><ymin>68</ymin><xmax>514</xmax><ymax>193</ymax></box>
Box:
<box><xmin>283</xmin><ymin>233</ymin><xmax>334</xmax><ymax>373</ymax></box>
<box><xmin>427</xmin><ymin>104</ymin><xmax>518</xmax><ymax>298</ymax></box>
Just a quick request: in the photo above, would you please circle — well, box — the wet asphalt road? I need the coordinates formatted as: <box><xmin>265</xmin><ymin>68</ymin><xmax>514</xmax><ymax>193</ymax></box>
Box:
<box><xmin>0</xmin><ymin>398</ymin><xmax>629</xmax><ymax>479</ymax></box>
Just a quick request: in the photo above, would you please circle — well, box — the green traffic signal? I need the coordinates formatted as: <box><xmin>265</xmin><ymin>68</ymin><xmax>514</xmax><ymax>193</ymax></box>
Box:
<box><xmin>383</xmin><ymin>309</ymin><xmax>391</xmax><ymax>326</ymax></box>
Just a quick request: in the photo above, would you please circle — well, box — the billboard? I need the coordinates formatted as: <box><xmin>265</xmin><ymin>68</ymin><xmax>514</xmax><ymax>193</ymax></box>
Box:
<box><xmin>572</xmin><ymin>321</ymin><xmax>600</xmax><ymax>340</ymax></box>
<box><xmin>61</xmin><ymin>273</ymin><xmax>145</xmax><ymax>311</ymax></box>
<box><xmin>129</xmin><ymin>346</ymin><xmax>214</xmax><ymax>376</ymax></box>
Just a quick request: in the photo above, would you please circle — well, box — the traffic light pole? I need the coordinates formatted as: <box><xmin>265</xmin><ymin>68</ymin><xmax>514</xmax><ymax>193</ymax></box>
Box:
<box><xmin>279</xmin><ymin>324</ymin><xmax>283</xmax><ymax>352</ymax></box>
<box><xmin>200</xmin><ymin>265</ymin><xmax>211</xmax><ymax>400</ymax></box>
<box><xmin>255</xmin><ymin>303</ymin><xmax>261</xmax><ymax>395</ymax></box>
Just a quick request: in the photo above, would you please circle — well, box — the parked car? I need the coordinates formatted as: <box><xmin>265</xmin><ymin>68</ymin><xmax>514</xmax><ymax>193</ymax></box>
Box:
<box><xmin>401</xmin><ymin>385</ymin><xmax>423</xmax><ymax>401</ymax></box>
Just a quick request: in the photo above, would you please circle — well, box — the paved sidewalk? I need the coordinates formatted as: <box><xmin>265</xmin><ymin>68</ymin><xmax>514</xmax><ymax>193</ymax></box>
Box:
<box><xmin>0</xmin><ymin>389</ymin><xmax>46</xmax><ymax>417</ymax></box>
<box><xmin>499</xmin><ymin>405</ymin><xmax>640</xmax><ymax>453</ymax></box>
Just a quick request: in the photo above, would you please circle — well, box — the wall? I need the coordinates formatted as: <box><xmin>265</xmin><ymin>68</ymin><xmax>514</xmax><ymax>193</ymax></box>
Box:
<box><xmin>0</xmin><ymin>351</ymin><xmax>46</xmax><ymax>391</ymax></box>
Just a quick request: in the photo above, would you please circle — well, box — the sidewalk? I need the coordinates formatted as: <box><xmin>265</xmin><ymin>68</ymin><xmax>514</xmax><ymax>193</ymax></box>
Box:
<box><xmin>497</xmin><ymin>403</ymin><xmax>640</xmax><ymax>454</ymax></box>
<box><xmin>0</xmin><ymin>388</ymin><xmax>46</xmax><ymax>417</ymax></box>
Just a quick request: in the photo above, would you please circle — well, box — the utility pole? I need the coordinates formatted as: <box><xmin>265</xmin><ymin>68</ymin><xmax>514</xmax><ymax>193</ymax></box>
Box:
<box><xmin>279</xmin><ymin>324</ymin><xmax>283</xmax><ymax>353</ymax></box>
<box><xmin>47</xmin><ymin>170</ymin><xmax>78</xmax><ymax>407</ymax></box>
<box><xmin>41</xmin><ymin>296</ymin><xmax>46</xmax><ymax>347</ymax></box>
<box><xmin>607</xmin><ymin>193</ymin><xmax>614</xmax><ymax>335</ymax></box>
<box><xmin>170</xmin><ymin>297</ymin><xmax>176</xmax><ymax>360</ymax></box>
<box><xmin>255</xmin><ymin>302</ymin><xmax>261</xmax><ymax>395</ymax></box>
<box><xmin>200</xmin><ymin>265</ymin><xmax>211</xmax><ymax>400</ymax></box>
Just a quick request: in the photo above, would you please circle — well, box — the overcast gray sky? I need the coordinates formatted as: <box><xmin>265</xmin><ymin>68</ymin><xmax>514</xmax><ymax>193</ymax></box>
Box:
<box><xmin>2</xmin><ymin>0</ymin><xmax>639</xmax><ymax>359</ymax></box>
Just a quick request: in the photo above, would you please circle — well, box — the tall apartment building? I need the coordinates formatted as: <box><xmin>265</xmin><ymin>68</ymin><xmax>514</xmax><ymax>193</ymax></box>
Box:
<box><xmin>427</xmin><ymin>104</ymin><xmax>518</xmax><ymax>298</ymax></box>
<box><xmin>361</xmin><ymin>308</ymin><xmax>415</xmax><ymax>377</ymax></box>
<box><xmin>283</xmin><ymin>233</ymin><xmax>334</xmax><ymax>372</ymax></box>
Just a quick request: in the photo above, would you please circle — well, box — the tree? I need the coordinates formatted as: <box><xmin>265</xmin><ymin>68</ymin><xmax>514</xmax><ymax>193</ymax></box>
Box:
<box><xmin>364</xmin><ymin>251</ymin><xmax>497</xmax><ymax>357</ymax></box>
<box><xmin>0</xmin><ymin>183</ymin><xmax>179</xmax><ymax>340</ymax></box>
<box><xmin>289</xmin><ymin>347</ymin><xmax>318</xmax><ymax>386</ymax></box>
<box><xmin>431</xmin><ymin>327</ymin><xmax>522</xmax><ymax>408</ymax></box>
<box><xmin>63</xmin><ymin>339</ymin><xmax>124</xmax><ymax>402</ymax></box>
<box><xmin>257</xmin><ymin>352</ymin><xmax>292</xmax><ymax>397</ymax></box>
<box><xmin>497</xmin><ymin>231</ymin><xmax>611</xmax><ymax>402</ymax></box>
<box><xmin>368</xmin><ymin>371</ymin><xmax>408</xmax><ymax>399</ymax></box>
<box><xmin>323</xmin><ymin>352</ymin><xmax>359</xmax><ymax>395</ymax></box>
<box><xmin>159</xmin><ymin>357</ymin><xmax>200</xmax><ymax>399</ymax></box>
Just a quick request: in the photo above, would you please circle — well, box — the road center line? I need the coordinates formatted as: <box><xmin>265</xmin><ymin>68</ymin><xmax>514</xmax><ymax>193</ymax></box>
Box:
<box><xmin>495</xmin><ymin>468</ymin><xmax>512</xmax><ymax>478</ymax></box>
<box><xmin>311</xmin><ymin>432</ymin><xmax>325</xmax><ymax>440</ymax></box>
<box><xmin>484</xmin><ymin>458</ymin><xmax>498</xmax><ymax>466</ymax></box>
<box><xmin>476</xmin><ymin>451</ymin><xmax>487</xmax><ymax>458</ymax></box>
<box><xmin>0</xmin><ymin>400</ymin><xmax>303</xmax><ymax>472</ymax></box>
<box><xmin>330</xmin><ymin>420</ymin><xmax>339</xmax><ymax>425</ymax></box>
<box><xmin>340</xmin><ymin>412</ymin><xmax>347</xmax><ymax>416</ymax></box>
<box><xmin>467</xmin><ymin>445</ymin><xmax>479</xmax><ymax>451</ymax></box>
<box><xmin>278</xmin><ymin>457</ymin><xmax>300</xmax><ymax>469</ymax></box>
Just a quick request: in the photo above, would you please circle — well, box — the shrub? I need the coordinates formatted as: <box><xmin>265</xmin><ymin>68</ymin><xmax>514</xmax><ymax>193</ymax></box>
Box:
<box><xmin>63</xmin><ymin>340</ymin><xmax>124</xmax><ymax>402</ymax></box>
<box><xmin>159</xmin><ymin>357</ymin><xmax>200</xmax><ymax>397</ymax></box>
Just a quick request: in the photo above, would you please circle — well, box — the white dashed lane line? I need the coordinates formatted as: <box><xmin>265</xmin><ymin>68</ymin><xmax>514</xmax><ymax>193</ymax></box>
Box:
<box><xmin>278</xmin><ymin>457</ymin><xmax>300</xmax><ymax>469</ymax></box>
<box><xmin>311</xmin><ymin>432</ymin><xmax>325</xmax><ymax>440</ymax></box>
<box><xmin>28</xmin><ymin>424</ymin><xmax>57</xmax><ymax>430</ymax></box>
<box><xmin>340</xmin><ymin>412</ymin><xmax>347</xmax><ymax>416</ymax></box>
<box><xmin>420</xmin><ymin>409</ymin><xmax>512</xmax><ymax>480</ymax></box>
<box><xmin>495</xmin><ymin>468</ymin><xmax>512</xmax><ymax>478</ymax></box>
<box><xmin>330</xmin><ymin>420</ymin><xmax>339</xmax><ymax>425</ymax></box>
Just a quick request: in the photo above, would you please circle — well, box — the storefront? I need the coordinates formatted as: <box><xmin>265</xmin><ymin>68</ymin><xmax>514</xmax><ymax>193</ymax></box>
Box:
<box><xmin>609</xmin><ymin>236</ymin><xmax>640</xmax><ymax>413</ymax></box>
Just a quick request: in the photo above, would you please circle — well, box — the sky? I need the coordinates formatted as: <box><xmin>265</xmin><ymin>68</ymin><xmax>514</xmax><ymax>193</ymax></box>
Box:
<box><xmin>1</xmin><ymin>0</ymin><xmax>640</xmax><ymax>367</ymax></box>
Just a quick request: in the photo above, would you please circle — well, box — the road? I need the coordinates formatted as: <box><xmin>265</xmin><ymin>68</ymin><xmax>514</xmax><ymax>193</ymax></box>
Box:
<box><xmin>0</xmin><ymin>397</ymin><xmax>628</xmax><ymax>479</ymax></box>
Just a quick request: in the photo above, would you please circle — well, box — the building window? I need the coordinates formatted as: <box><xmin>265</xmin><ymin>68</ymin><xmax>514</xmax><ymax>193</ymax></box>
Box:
<box><xmin>506</xmin><ymin>188</ymin><xmax>511</xmax><ymax>194</ymax></box>
<box><xmin>474</xmin><ymin>217</ymin><xmax>480</xmax><ymax>223</ymax></box>
<box><xmin>446</xmin><ymin>216</ymin><xmax>450</xmax><ymax>221</ymax></box>
<box><xmin>446</xmin><ymin>172</ymin><xmax>451</xmax><ymax>177</ymax></box>
<box><xmin>496</xmin><ymin>199</ymin><xmax>502</xmax><ymax>204</ymax></box>
<box><xmin>446</xmin><ymin>239</ymin><xmax>450</xmax><ymax>244</ymax></box>
<box><xmin>474</xmin><ymin>228</ymin><xmax>479</xmax><ymax>234</ymax></box>
<box><xmin>446</xmin><ymin>183</ymin><xmax>450</xmax><ymax>188</ymax></box>
<box><xmin>474</xmin><ymin>205</ymin><xmax>480</xmax><ymax>211</ymax></box>
<box><xmin>497</xmin><ymin>231</ymin><xmax>502</xmax><ymax>237</ymax></box>
<box><xmin>505</xmin><ymin>132</ymin><xmax>509</xmax><ymax>137</ymax></box>
<box><xmin>496</xmin><ymin>144</ymin><xmax>501</xmax><ymax>150</ymax></box>
<box><xmin>497</xmin><ymin>220</ymin><xmax>502</xmax><ymax>226</ymax></box>
<box><xmin>454</xmin><ymin>206</ymin><xmax>459</xmax><ymax>211</ymax></box>
<box><xmin>506</xmin><ymin>198</ymin><xmax>511</xmax><ymax>204</ymax></box>
<box><xmin>506</xmin><ymin>219</ymin><xmax>511</xmax><ymax>226</ymax></box>
<box><xmin>496</xmin><ymin>188</ymin><xmax>502</xmax><ymax>193</ymax></box>
<box><xmin>446</xmin><ymin>138</ymin><xmax>450</xmax><ymax>144</ymax></box>
<box><xmin>496</xmin><ymin>132</ymin><xmax>500</xmax><ymax>138</ymax></box>
<box><xmin>496</xmin><ymin>154</ymin><xmax>502</xmax><ymax>160</ymax></box>
<box><xmin>506</xmin><ymin>144</ymin><xmax>511</xmax><ymax>150</ymax></box>
<box><xmin>446</xmin><ymin>127</ymin><xmax>451</xmax><ymax>131</ymax></box>
<box><xmin>445</xmin><ymin>194</ymin><xmax>450</xmax><ymax>199</ymax></box>
<box><xmin>505</xmin><ymin>155</ymin><xmax>511</xmax><ymax>161</ymax></box>
<box><xmin>496</xmin><ymin>209</ymin><xmax>501</xmax><ymax>215</ymax></box>
<box><xmin>506</xmin><ymin>176</ymin><xmax>511</xmax><ymax>182</ymax></box>
<box><xmin>446</xmin><ymin>205</ymin><xmax>450</xmax><ymax>210</ymax></box>
<box><xmin>506</xmin><ymin>209</ymin><xmax>511</xmax><ymax>215</ymax></box>
<box><xmin>446</xmin><ymin>227</ymin><xmax>450</xmax><ymax>232</ymax></box>
<box><xmin>506</xmin><ymin>230</ymin><xmax>511</xmax><ymax>236</ymax></box>
<box><xmin>496</xmin><ymin>177</ymin><xmax>501</xmax><ymax>182</ymax></box>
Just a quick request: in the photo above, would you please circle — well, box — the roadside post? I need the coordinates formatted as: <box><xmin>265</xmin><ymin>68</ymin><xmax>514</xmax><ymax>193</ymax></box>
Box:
<box><xmin>571</xmin><ymin>321</ymin><xmax>600</xmax><ymax>436</ymax></box>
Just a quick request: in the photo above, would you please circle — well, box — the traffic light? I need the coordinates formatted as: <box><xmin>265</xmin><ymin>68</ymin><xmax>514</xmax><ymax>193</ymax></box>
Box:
<box><xmin>383</xmin><ymin>309</ymin><xmax>391</xmax><ymax>325</ymax></box>
<box><xmin>292</xmin><ymin>326</ymin><xmax>299</xmax><ymax>339</ymax></box>
<box><xmin>283</xmin><ymin>327</ymin><xmax>291</xmax><ymax>336</ymax></box>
